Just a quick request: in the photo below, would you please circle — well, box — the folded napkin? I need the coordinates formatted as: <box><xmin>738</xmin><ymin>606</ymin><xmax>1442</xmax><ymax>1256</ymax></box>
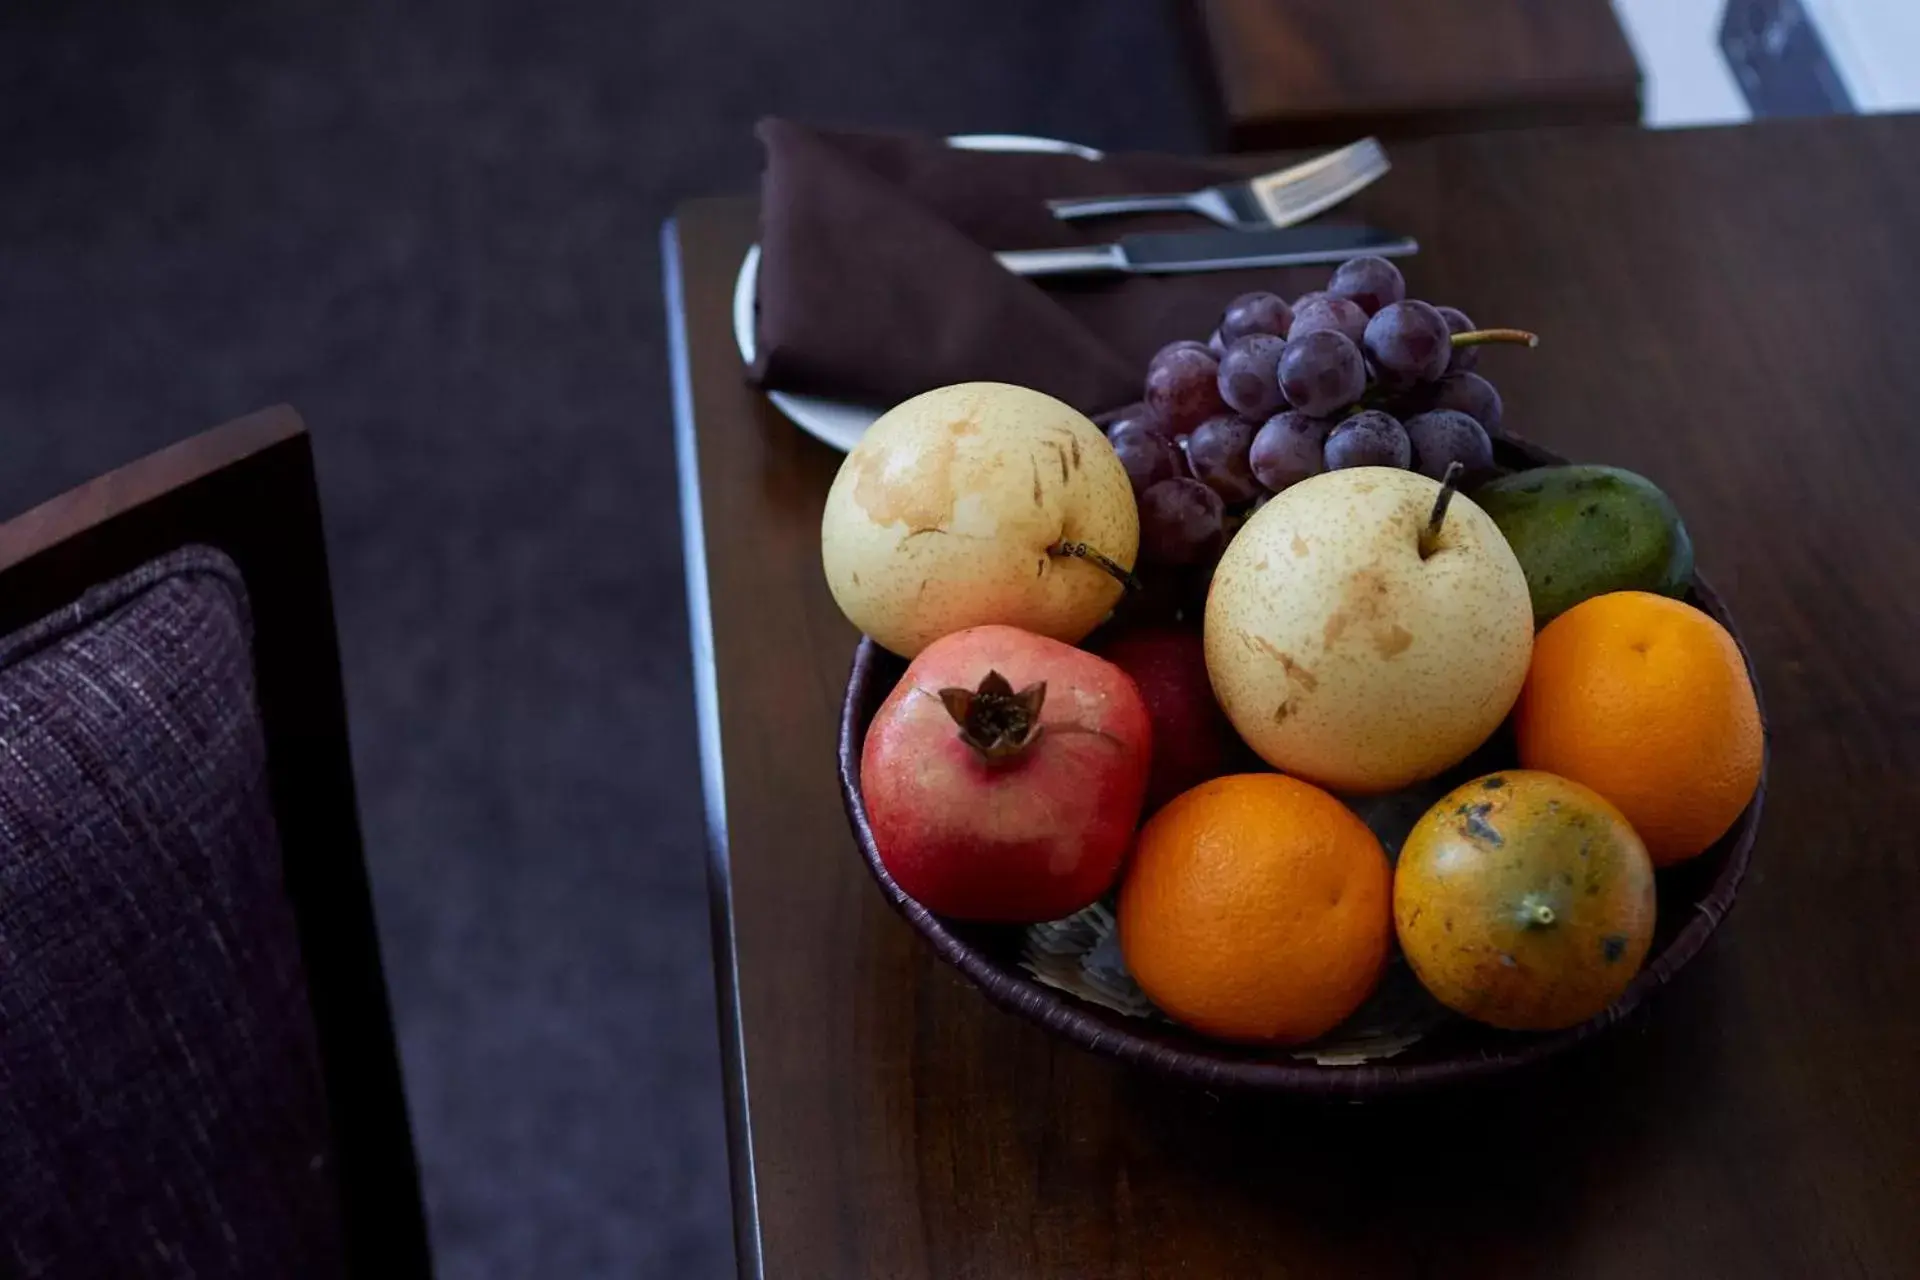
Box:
<box><xmin>752</xmin><ymin>118</ymin><xmax>1287</xmax><ymax>416</ymax></box>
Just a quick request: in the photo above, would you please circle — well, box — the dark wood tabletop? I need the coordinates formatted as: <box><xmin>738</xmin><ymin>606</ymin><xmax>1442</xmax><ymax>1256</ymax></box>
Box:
<box><xmin>1191</xmin><ymin>0</ymin><xmax>1641</xmax><ymax>148</ymax></box>
<box><xmin>664</xmin><ymin>115</ymin><xmax>1920</xmax><ymax>1279</ymax></box>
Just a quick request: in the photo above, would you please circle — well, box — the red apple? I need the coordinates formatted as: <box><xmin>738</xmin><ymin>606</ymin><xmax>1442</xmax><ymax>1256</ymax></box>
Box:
<box><xmin>1093</xmin><ymin>624</ymin><xmax>1240</xmax><ymax>813</ymax></box>
<box><xmin>860</xmin><ymin>625</ymin><xmax>1151</xmax><ymax>922</ymax></box>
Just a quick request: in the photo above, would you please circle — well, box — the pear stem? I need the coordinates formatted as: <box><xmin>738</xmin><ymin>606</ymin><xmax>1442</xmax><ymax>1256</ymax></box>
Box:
<box><xmin>1418</xmin><ymin>462</ymin><xmax>1465</xmax><ymax>561</ymax></box>
<box><xmin>1050</xmin><ymin>541</ymin><xmax>1140</xmax><ymax>592</ymax></box>
<box><xmin>1451</xmin><ymin>328</ymin><xmax>1539</xmax><ymax>350</ymax></box>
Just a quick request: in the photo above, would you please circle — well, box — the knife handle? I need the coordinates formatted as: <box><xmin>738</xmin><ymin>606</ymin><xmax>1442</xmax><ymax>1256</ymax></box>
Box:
<box><xmin>994</xmin><ymin>244</ymin><xmax>1128</xmax><ymax>277</ymax></box>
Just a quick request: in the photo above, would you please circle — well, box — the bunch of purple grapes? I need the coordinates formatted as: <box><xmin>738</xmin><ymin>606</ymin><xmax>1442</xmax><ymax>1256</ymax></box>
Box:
<box><xmin>1102</xmin><ymin>255</ymin><xmax>1514</xmax><ymax>577</ymax></box>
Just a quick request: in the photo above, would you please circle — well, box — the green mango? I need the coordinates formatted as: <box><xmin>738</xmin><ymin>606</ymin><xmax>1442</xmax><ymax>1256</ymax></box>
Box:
<box><xmin>1474</xmin><ymin>465</ymin><xmax>1693</xmax><ymax>625</ymax></box>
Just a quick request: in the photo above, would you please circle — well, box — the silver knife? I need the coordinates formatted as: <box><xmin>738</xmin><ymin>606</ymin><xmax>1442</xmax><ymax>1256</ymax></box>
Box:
<box><xmin>996</xmin><ymin>224</ymin><xmax>1417</xmax><ymax>277</ymax></box>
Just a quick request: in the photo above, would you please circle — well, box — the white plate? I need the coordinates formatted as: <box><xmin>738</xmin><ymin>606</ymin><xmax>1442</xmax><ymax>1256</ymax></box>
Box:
<box><xmin>733</xmin><ymin>134</ymin><xmax>1107</xmax><ymax>454</ymax></box>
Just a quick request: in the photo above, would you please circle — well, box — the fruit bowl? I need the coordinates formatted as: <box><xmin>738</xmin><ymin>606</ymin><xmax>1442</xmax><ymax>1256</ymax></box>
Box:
<box><xmin>835</xmin><ymin>433</ymin><xmax>1767</xmax><ymax>1097</ymax></box>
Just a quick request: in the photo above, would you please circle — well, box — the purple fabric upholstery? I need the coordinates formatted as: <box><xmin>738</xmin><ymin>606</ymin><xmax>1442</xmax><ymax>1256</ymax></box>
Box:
<box><xmin>0</xmin><ymin>548</ymin><xmax>346</xmax><ymax>1279</ymax></box>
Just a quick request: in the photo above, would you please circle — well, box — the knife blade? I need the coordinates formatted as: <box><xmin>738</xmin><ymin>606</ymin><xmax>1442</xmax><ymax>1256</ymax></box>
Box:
<box><xmin>997</xmin><ymin>225</ymin><xmax>1417</xmax><ymax>278</ymax></box>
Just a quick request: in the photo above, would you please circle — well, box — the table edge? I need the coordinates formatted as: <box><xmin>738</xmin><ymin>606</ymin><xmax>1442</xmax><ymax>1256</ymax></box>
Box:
<box><xmin>662</xmin><ymin>213</ymin><xmax>766</xmax><ymax>1280</ymax></box>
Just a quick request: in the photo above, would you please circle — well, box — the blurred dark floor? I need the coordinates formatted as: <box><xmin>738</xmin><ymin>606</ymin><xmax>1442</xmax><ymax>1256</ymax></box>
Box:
<box><xmin>0</xmin><ymin>3</ymin><xmax>1205</xmax><ymax>1275</ymax></box>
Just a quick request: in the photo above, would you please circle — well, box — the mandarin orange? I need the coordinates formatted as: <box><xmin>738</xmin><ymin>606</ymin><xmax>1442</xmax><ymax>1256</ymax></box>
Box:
<box><xmin>1117</xmin><ymin>773</ymin><xmax>1391</xmax><ymax>1044</ymax></box>
<box><xmin>1514</xmin><ymin>591</ymin><xmax>1761</xmax><ymax>866</ymax></box>
<box><xmin>1394</xmin><ymin>770</ymin><xmax>1655</xmax><ymax>1031</ymax></box>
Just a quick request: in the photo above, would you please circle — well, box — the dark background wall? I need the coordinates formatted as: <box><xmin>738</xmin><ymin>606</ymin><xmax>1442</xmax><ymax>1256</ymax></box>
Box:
<box><xmin>0</xmin><ymin>2</ymin><xmax>1206</xmax><ymax>1274</ymax></box>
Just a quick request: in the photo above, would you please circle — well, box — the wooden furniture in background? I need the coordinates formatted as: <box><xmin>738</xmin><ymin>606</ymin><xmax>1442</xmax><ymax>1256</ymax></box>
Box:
<box><xmin>666</xmin><ymin>112</ymin><xmax>1920</xmax><ymax>1279</ymax></box>
<box><xmin>0</xmin><ymin>409</ymin><xmax>432</xmax><ymax>1276</ymax></box>
<box><xmin>1191</xmin><ymin>0</ymin><xmax>1642</xmax><ymax>148</ymax></box>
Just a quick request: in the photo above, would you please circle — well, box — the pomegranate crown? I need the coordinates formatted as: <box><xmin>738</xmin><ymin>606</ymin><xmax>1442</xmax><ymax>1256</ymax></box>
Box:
<box><xmin>937</xmin><ymin>670</ymin><xmax>1047</xmax><ymax>762</ymax></box>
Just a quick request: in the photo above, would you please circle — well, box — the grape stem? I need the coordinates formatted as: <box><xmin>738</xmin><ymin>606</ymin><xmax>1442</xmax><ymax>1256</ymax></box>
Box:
<box><xmin>1049</xmin><ymin>541</ymin><xmax>1141</xmax><ymax>592</ymax></box>
<box><xmin>1450</xmin><ymin>328</ymin><xmax>1539</xmax><ymax>350</ymax></box>
<box><xmin>1418</xmin><ymin>462</ymin><xmax>1465</xmax><ymax>561</ymax></box>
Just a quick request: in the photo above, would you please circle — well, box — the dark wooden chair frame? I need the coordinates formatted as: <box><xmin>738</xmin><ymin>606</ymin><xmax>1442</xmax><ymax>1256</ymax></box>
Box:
<box><xmin>0</xmin><ymin>406</ymin><xmax>432</xmax><ymax>1275</ymax></box>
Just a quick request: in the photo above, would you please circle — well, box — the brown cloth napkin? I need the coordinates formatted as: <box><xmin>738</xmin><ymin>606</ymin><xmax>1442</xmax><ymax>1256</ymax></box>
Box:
<box><xmin>752</xmin><ymin>119</ymin><xmax>1287</xmax><ymax>416</ymax></box>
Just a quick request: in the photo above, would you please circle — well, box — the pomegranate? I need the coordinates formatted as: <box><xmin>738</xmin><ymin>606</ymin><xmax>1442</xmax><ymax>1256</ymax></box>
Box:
<box><xmin>860</xmin><ymin>624</ymin><xmax>1152</xmax><ymax>922</ymax></box>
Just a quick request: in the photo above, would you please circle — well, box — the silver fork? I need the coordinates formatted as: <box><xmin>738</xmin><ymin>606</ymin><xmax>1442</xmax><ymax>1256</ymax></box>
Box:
<box><xmin>1045</xmin><ymin>137</ymin><xmax>1390</xmax><ymax>229</ymax></box>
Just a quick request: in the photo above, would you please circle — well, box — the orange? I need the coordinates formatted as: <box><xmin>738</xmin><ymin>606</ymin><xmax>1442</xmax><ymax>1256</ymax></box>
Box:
<box><xmin>1117</xmin><ymin>773</ymin><xmax>1391</xmax><ymax>1044</ymax></box>
<box><xmin>1514</xmin><ymin>591</ymin><xmax>1761</xmax><ymax>867</ymax></box>
<box><xmin>1394</xmin><ymin>771</ymin><xmax>1656</xmax><ymax>1031</ymax></box>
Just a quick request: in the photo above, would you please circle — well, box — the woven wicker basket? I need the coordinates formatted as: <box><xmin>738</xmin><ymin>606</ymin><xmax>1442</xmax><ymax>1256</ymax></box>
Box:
<box><xmin>837</xmin><ymin>435</ymin><xmax>1766</xmax><ymax>1096</ymax></box>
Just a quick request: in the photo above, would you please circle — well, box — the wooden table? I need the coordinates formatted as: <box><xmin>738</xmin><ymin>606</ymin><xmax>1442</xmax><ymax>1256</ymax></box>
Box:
<box><xmin>664</xmin><ymin>115</ymin><xmax>1920</xmax><ymax>1279</ymax></box>
<box><xmin>1191</xmin><ymin>0</ymin><xmax>1641</xmax><ymax>148</ymax></box>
